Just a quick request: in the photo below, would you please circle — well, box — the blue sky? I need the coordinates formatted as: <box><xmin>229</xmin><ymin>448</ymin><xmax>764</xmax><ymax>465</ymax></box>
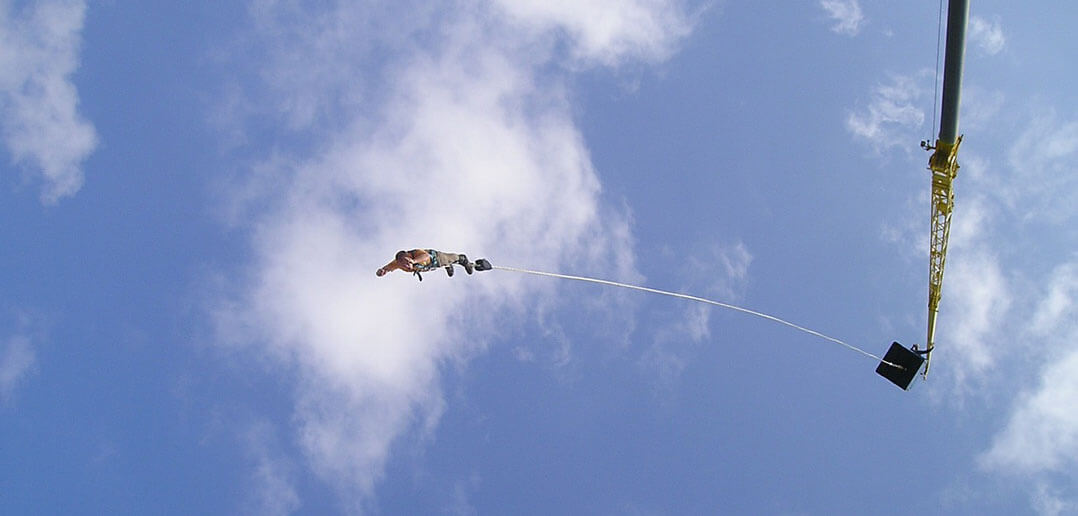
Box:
<box><xmin>2</xmin><ymin>0</ymin><xmax>1077</xmax><ymax>514</ymax></box>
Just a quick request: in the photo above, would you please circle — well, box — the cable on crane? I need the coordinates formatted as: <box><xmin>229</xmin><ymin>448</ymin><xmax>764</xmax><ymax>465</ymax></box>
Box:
<box><xmin>931</xmin><ymin>0</ymin><xmax>945</xmax><ymax>142</ymax></box>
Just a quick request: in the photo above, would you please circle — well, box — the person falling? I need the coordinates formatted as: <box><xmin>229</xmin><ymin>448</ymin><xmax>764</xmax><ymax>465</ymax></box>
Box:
<box><xmin>376</xmin><ymin>249</ymin><xmax>473</xmax><ymax>281</ymax></box>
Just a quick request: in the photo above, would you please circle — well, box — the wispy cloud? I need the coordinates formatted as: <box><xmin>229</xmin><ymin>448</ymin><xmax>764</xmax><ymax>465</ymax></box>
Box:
<box><xmin>981</xmin><ymin>349</ymin><xmax>1078</xmax><ymax>473</ymax></box>
<box><xmin>447</xmin><ymin>473</ymin><xmax>481</xmax><ymax>516</ymax></box>
<box><xmin>242</xmin><ymin>422</ymin><xmax>301</xmax><ymax>516</ymax></box>
<box><xmin>1030</xmin><ymin>264</ymin><xmax>1078</xmax><ymax>336</ymax></box>
<box><xmin>1005</xmin><ymin>111</ymin><xmax>1078</xmax><ymax>223</ymax></box>
<box><xmin>937</xmin><ymin>247</ymin><xmax>1010</xmax><ymax>390</ymax></box>
<box><xmin>0</xmin><ymin>0</ymin><xmax>97</xmax><ymax>203</ymax></box>
<box><xmin>641</xmin><ymin>242</ymin><xmax>752</xmax><ymax>388</ymax></box>
<box><xmin>491</xmin><ymin>0</ymin><xmax>696</xmax><ymax>66</ymax></box>
<box><xmin>1</xmin><ymin>334</ymin><xmax>35</xmax><ymax>405</ymax></box>
<box><xmin>981</xmin><ymin>262</ymin><xmax>1078</xmax><ymax>475</ymax></box>
<box><xmin>846</xmin><ymin>72</ymin><xmax>929</xmax><ymax>152</ymax></box>
<box><xmin>820</xmin><ymin>0</ymin><xmax>865</xmax><ymax>36</ymax></box>
<box><xmin>960</xmin><ymin>86</ymin><xmax>1005</xmax><ymax>134</ymax></box>
<box><xmin>215</xmin><ymin>0</ymin><xmax>693</xmax><ymax>508</ymax></box>
<box><xmin>1032</xmin><ymin>483</ymin><xmax>1077</xmax><ymax>516</ymax></box>
<box><xmin>969</xmin><ymin>15</ymin><xmax>1005</xmax><ymax>56</ymax></box>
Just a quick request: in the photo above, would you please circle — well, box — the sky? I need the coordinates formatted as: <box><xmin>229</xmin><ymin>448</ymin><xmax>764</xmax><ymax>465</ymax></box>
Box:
<box><xmin>2</xmin><ymin>0</ymin><xmax>1077</xmax><ymax>514</ymax></box>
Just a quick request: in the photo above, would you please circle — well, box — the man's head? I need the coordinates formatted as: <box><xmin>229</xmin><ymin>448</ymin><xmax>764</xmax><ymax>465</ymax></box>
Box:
<box><xmin>395</xmin><ymin>250</ymin><xmax>410</xmax><ymax>267</ymax></box>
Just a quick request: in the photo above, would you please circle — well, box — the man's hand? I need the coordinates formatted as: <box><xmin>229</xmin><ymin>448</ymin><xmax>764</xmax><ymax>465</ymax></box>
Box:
<box><xmin>376</xmin><ymin>268</ymin><xmax>386</xmax><ymax>277</ymax></box>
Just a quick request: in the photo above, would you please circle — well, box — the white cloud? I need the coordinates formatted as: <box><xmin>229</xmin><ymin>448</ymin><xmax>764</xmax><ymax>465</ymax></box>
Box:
<box><xmin>491</xmin><ymin>0</ymin><xmax>695</xmax><ymax>66</ymax></box>
<box><xmin>1</xmin><ymin>334</ymin><xmax>35</xmax><ymax>404</ymax></box>
<box><xmin>820</xmin><ymin>0</ymin><xmax>864</xmax><ymax>36</ymax></box>
<box><xmin>877</xmin><ymin>176</ymin><xmax>1015</xmax><ymax>397</ymax></box>
<box><xmin>969</xmin><ymin>15</ymin><xmax>1005</xmax><ymax>56</ymax></box>
<box><xmin>447</xmin><ymin>473</ymin><xmax>481</xmax><ymax>516</ymax></box>
<box><xmin>0</xmin><ymin>0</ymin><xmax>97</xmax><ymax>203</ymax></box>
<box><xmin>982</xmin><ymin>350</ymin><xmax>1078</xmax><ymax>473</ymax></box>
<box><xmin>243</xmin><ymin>423</ymin><xmax>301</xmax><ymax>516</ymax></box>
<box><xmin>846</xmin><ymin>72</ymin><xmax>928</xmax><ymax>152</ymax></box>
<box><xmin>937</xmin><ymin>247</ymin><xmax>1009</xmax><ymax>389</ymax></box>
<box><xmin>1030</xmin><ymin>264</ymin><xmax>1078</xmax><ymax>337</ymax></box>
<box><xmin>233</xmin><ymin>0</ymin><xmax>434</xmax><ymax>132</ymax></box>
<box><xmin>981</xmin><ymin>263</ymin><xmax>1078</xmax><ymax>473</ymax></box>
<box><xmin>216</xmin><ymin>0</ymin><xmax>692</xmax><ymax>508</ymax></box>
<box><xmin>879</xmin><ymin>189</ymin><xmax>925</xmax><ymax>263</ymax></box>
<box><xmin>923</xmin><ymin>194</ymin><xmax>1013</xmax><ymax>396</ymax></box>
<box><xmin>1004</xmin><ymin>111</ymin><xmax>1078</xmax><ymax>223</ymax></box>
<box><xmin>974</xmin><ymin>260</ymin><xmax>1078</xmax><ymax>514</ymax></box>
<box><xmin>641</xmin><ymin>242</ymin><xmax>752</xmax><ymax>387</ymax></box>
<box><xmin>959</xmin><ymin>86</ymin><xmax>1005</xmax><ymax>133</ymax></box>
<box><xmin>1032</xmin><ymin>483</ymin><xmax>1077</xmax><ymax>516</ymax></box>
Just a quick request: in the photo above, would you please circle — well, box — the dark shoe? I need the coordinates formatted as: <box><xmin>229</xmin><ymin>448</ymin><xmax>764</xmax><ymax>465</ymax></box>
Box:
<box><xmin>457</xmin><ymin>255</ymin><xmax>473</xmax><ymax>274</ymax></box>
<box><xmin>475</xmin><ymin>259</ymin><xmax>492</xmax><ymax>271</ymax></box>
<box><xmin>445</xmin><ymin>265</ymin><xmax>454</xmax><ymax>277</ymax></box>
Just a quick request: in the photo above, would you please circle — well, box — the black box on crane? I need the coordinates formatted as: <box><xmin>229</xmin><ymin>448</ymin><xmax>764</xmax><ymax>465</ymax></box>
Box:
<box><xmin>876</xmin><ymin>342</ymin><xmax>925</xmax><ymax>390</ymax></box>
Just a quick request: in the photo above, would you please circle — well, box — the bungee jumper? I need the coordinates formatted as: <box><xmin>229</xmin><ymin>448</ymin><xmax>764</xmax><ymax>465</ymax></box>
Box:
<box><xmin>375</xmin><ymin>249</ymin><xmax>492</xmax><ymax>281</ymax></box>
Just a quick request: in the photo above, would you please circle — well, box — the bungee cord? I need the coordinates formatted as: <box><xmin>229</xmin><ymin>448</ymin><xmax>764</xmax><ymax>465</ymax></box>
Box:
<box><xmin>491</xmin><ymin>264</ymin><xmax>903</xmax><ymax>369</ymax></box>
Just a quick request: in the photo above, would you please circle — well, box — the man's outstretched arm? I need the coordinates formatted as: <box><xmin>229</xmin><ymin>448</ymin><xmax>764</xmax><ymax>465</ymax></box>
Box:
<box><xmin>376</xmin><ymin>260</ymin><xmax>402</xmax><ymax>277</ymax></box>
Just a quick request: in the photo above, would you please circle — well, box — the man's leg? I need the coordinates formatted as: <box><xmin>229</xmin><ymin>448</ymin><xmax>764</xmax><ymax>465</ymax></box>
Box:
<box><xmin>435</xmin><ymin>251</ymin><xmax>458</xmax><ymax>277</ymax></box>
<box><xmin>436</xmin><ymin>251</ymin><xmax>460</xmax><ymax>264</ymax></box>
<box><xmin>436</xmin><ymin>251</ymin><xmax>473</xmax><ymax>275</ymax></box>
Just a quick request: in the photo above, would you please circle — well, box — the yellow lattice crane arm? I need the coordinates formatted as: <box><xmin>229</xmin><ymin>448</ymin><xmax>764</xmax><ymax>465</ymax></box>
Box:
<box><xmin>924</xmin><ymin>136</ymin><xmax>961</xmax><ymax>376</ymax></box>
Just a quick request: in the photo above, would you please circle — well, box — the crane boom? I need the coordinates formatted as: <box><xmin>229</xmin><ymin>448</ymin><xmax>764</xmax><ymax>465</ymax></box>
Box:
<box><xmin>923</xmin><ymin>0</ymin><xmax>970</xmax><ymax>377</ymax></box>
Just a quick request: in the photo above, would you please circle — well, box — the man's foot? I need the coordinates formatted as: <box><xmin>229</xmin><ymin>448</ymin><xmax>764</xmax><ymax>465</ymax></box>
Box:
<box><xmin>458</xmin><ymin>255</ymin><xmax>473</xmax><ymax>274</ymax></box>
<box><xmin>445</xmin><ymin>265</ymin><xmax>454</xmax><ymax>277</ymax></box>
